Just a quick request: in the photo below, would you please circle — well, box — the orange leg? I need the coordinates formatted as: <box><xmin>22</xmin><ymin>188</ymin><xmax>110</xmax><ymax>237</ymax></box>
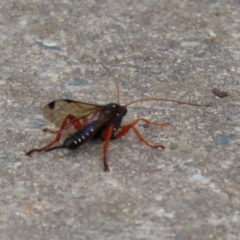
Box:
<box><xmin>26</xmin><ymin>114</ymin><xmax>85</xmax><ymax>156</ymax></box>
<box><xmin>43</xmin><ymin>114</ymin><xmax>85</xmax><ymax>134</ymax></box>
<box><xmin>102</xmin><ymin>124</ymin><xmax>114</xmax><ymax>171</ymax></box>
<box><xmin>114</xmin><ymin>118</ymin><xmax>170</xmax><ymax>149</ymax></box>
<box><xmin>42</xmin><ymin>128</ymin><xmax>58</xmax><ymax>134</ymax></box>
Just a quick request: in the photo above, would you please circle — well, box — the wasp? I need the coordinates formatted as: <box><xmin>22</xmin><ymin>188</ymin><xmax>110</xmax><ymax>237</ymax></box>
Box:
<box><xmin>26</xmin><ymin>63</ymin><xmax>201</xmax><ymax>171</ymax></box>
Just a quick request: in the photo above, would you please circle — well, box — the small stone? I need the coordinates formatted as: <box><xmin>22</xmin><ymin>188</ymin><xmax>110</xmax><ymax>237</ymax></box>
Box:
<box><xmin>49</xmin><ymin>75</ymin><xmax>59</xmax><ymax>82</ymax></box>
<box><xmin>34</xmin><ymin>39</ymin><xmax>61</xmax><ymax>51</ymax></box>
<box><xmin>115</xmin><ymin>54</ymin><xmax>123</xmax><ymax>60</ymax></box>
<box><xmin>208</xmin><ymin>30</ymin><xmax>217</xmax><ymax>37</ymax></box>
<box><xmin>212</xmin><ymin>88</ymin><xmax>228</xmax><ymax>98</ymax></box>
<box><xmin>191</xmin><ymin>173</ymin><xmax>207</xmax><ymax>182</ymax></box>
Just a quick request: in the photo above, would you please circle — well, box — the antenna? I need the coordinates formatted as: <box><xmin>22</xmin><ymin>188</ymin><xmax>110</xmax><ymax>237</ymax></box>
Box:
<box><xmin>125</xmin><ymin>98</ymin><xmax>202</xmax><ymax>107</ymax></box>
<box><xmin>100</xmin><ymin>62</ymin><xmax>120</xmax><ymax>104</ymax></box>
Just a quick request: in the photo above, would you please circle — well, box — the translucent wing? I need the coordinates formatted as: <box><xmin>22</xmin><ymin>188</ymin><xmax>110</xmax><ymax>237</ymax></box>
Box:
<box><xmin>43</xmin><ymin>99</ymin><xmax>103</xmax><ymax>128</ymax></box>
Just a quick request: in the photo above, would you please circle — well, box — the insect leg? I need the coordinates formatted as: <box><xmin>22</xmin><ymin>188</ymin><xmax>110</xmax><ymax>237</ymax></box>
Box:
<box><xmin>43</xmin><ymin>114</ymin><xmax>85</xmax><ymax>134</ymax></box>
<box><xmin>131</xmin><ymin>126</ymin><xmax>164</xmax><ymax>149</ymax></box>
<box><xmin>114</xmin><ymin>118</ymin><xmax>170</xmax><ymax>149</ymax></box>
<box><xmin>102</xmin><ymin>124</ymin><xmax>114</xmax><ymax>171</ymax></box>
<box><xmin>42</xmin><ymin>128</ymin><xmax>58</xmax><ymax>134</ymax></box>
<box><xmin>26</xmin><ymin>114</ymin><xmax>84</xmax><ymax>156</ymax></box>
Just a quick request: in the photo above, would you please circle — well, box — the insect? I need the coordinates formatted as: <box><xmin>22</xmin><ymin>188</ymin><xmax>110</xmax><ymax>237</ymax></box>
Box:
<box><xmin>26</xmin><ymin>63</ymin><xmax>201</xmax><ymax>171</ymax></box>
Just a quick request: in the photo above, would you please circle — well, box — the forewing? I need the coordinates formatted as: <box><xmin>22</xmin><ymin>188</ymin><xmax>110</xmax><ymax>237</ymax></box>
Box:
<box><xmin>43</xmin><ymin>99</ymin><xmax>103</xmax><ymax>128</ymax></box>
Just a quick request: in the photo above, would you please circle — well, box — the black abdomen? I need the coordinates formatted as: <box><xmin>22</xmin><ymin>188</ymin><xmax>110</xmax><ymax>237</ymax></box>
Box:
<box><xmin>63</xmin><ymin>121</ymin><xmax>97</xmax><ymax>149</ymax></box>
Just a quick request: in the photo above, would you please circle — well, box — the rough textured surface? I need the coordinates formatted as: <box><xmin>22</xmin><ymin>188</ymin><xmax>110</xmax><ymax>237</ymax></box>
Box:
<box><xmin>0</xmin><ymin>0</ymin><xmax>240</xmax><ymax>239</ymax></box>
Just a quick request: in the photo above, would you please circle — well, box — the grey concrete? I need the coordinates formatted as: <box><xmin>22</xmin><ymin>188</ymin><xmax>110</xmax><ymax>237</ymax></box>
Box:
<box><xmin>0</xmin><ymin>0</ymin><xmax>240</xmax><ymax>239</ymax></box>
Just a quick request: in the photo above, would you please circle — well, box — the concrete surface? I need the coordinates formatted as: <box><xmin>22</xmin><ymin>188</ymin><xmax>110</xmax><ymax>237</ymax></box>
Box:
<box><xmin>0</xmin><ymin>0</ymin><xmax>240</xmax><ymax>239</ymax></box>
